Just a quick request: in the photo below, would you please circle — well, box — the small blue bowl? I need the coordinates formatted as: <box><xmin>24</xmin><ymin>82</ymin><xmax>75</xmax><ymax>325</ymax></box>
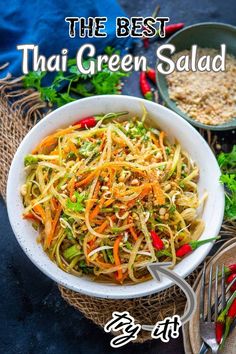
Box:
<box><xmin>156</xmin><ymin>22</ymin><xmax>236</xmax><ymax>131</ymax></box>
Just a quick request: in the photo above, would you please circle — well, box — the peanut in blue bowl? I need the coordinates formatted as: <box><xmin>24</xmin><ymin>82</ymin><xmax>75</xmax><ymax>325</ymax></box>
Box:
<box><xmin>156</xmin><ymin>22</ymin><xmax>236</xmax><ymax>131</ymax></box>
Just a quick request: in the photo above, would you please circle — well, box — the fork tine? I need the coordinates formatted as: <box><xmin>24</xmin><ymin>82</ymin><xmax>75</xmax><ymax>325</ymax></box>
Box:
<box><xmin>214</xmin><ymin>265</ymin><xmax>219</xmax><ymax>322</ymax></box>
<box><xmin>221</xmin><ymin>264</ymin><xmax>226</xmax><ymax>311</ymax></box>
<box><xmin>207</xmin><ymin>264</ymin><xmax>213</xmax><ymax>321</ymax></box>
<box><xmin>200</xmin><ymin>263</ymin><xmax>206</xmax><ymax>320</ymax></box>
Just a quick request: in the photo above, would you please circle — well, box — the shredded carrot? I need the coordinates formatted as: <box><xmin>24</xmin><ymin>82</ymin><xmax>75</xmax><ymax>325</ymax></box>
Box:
<box><xmin>76</xmin><ymin>171</ymin><xmax>96</xmax><ymax>187</ymax></box>
<box><xmin>103</xmin><ymin>198</ymin><xmax>115</xmax><ymax>207</ymax></box>
<box><xmin>96</xmin><ymin>220</ymin><xmax>109</xmax><ymax>233</ymax></box>
<box><xmin>112</xmin><ymin>148</ymin><xmax>122</xmax><ymax>156</ymax></box>
<box><xmin>89</xmin><ymin>181</ymin><xmax>101</xmax><ymax>210</ymax></box>
<box><xmin>127</xmin><ymin>187</ymin><xmax>151</xmax><ymax>209</ymax></box>
<box><xmin>32</xmin><ymin>136</ymin><xmax>57</xmax><ymax>154</ymax></box>
<box><xmin>32</xmin><ymin>124</ymin><xmax>81</xmax><ymax>153</ymax></box>
<box><xmin>108</xmin><ymin>168</ymin><xmax>116</xmax><ymax>188</ymax></box>
<box><xmin>117</xmin><ymin>183</ymin><xmax>152</xmax><ymax>197</ymax></box>
<box><xmin>50</xmin><ymin>149</ymin><xmax>59</xmax><ymax>155</ymax></box>
<box><xmin>77</xmin><ymin>163</ymin><xmax>146</xmax><ymax>179</ymax></box>
<box><xmin>23</xmin><ymin>213</ymin><xmax>40</xmax><ymax>222</ymax></box>
<box><xmin>68</xmin><ymin>141</ymin><xmax>78</xmax><ymax>154</ymax></box>
<box><xmin>63</xmin><ymin>145</ymin><xmax>70</xmax><ymax>153</ymax></box>
<box><xmin>96</xmin><ymin>259</ymin><xmax>113</xmax><ymax>269</ymax></box>
<box><xmin>93</xmin><ymin>219</ymin><xmax>104</xmax><ymax>225</ymax></box>
<box><xmin>120</xmin><ymin>271</ymin><xmax>128</xmax><ymax>283</ymax></box>
<box><xmin>95</xmin><ymin>215</ymin><xmax>116</xmax><ymax>233</ymax></box>
<box><xmin>153</xmin><ymin>181</ymin><xmax>165</xmax><ymax>205</ymax></box>
<box><xmin>111</xmin><ymin>133</ymin><xmax>127</xmax><ymax>147</ymax></box>
<box><xmin>44</xmin><ymin>205</ymin><xmax>62</xmax><ymax>248</ymax></box>
<box><xmin>128</xmin><ymin>216</ymin><xmax>138</xmax><ymax>241</ymax></box>
<box><xmin>151</xmin><ymin>133</ymin><xmax>160</xmax><ymax>148</ymax></box>
<box><xmin>99</xmin><ymin>134</ymin><xmax>106</xmax><ymax>152</ymax></box>
<box><xmin>88</xmin><ymin>238</ymin><xmax>96</xmax><ymax>250</ymax></box>
<box><xmin>33</xmin><ymin>204</ymin><xmax>46</xmax><ymax>222</ymax></box>
<box><xmin>90</xmin><ymin>196</ymin><xmax>105</xmax><ymax>221</ymax></box>
<box><xmin>50</xmin><ymin>197</ymin><xmax>58</xmax><ymax>211</ymax></box>
<box><xmin>113</xmin><ymin>235</ymin><xmax>123</xmax><ymax>282</ymax></box>
<box><xmin>68</xmin><ymin>176</ymin><xmax>76</xmax><ymax>200</ymax></box>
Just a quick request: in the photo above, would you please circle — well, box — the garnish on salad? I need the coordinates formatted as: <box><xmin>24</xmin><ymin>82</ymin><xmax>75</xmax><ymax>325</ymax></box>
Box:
<box><xmin>21</xmin><ymin>109</ymin><xmax>207</xmax><ymax>284</ymax></box>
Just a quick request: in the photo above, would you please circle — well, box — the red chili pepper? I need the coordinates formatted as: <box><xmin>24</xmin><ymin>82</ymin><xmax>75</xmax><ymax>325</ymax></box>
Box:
<box><xmin>142</xmin><ymin>26</ymin><xmax>150</xmax><ymax>48</ymax></box>
<box><xmin>225</xmin><ymin>264</ymin><xmax>236</xmax><ymax>275</ymax></box>
<box><xmin>176</xmin><ymin>236</ymin><xmax>218</xmax><ymax>258</ymax></box>
<box><xmin>143</xmin><ymin>37</ymin><xmax>149</xmax><ymax>48</ymax></box>
<box><xmin>146</xmin><ymin>67</ymin><xmax>156</xmax><ymax>84</ymax></box>
<box><xmin>142</xmin><ymin>2</ymin><xmax>160</xmax><ymax>49</ymax></box>
<box><xmin>220</xmin><ymin>295</ymin><xmax>236</xmax><ymax>348</ymax></box>
<box><xmin>215</xmin><ymin>322</ymin><xmax>224</xmax><ymax>344</ymax></box>
<box><xmin>215</xmin><ymin>292</ymin><xmax>236</xmax><ymax>346</ymax></box>
<box><xmin>164</xmin><ymin>23</ymin><xmax>184</xmax><ymax>37</ymax></box>
<box><xmin>176</xmin><ymin>244</ymin><xmax>192</xmax><ymax>257</ymax></box>
<box><xmin>219</xmin><ymin>263</ymin><xmax>236</xmax><ymax>276</ymax></box>
<box><xmin>73</xmin><ymin>111</ymin><xmax>128</xmax><ymax>128</ymax></box>
<box><xmin>226</xmin><ymin>273</ymin><xmax>236</xmax><ymax>292</ymax></box>
<box><xmin>73</xmin><ymin>117</ymin><xmax>96</xmax><ymax>128</ymax></box>
<box><xmin>140</xmin><ymin>72</ymin><xmax>153</xmax><ymax>100</ymax></box>
<box><xmin>228</xmin><ymin>297</ymin><xmax>236</xmax><ymax>318</ymax></box>
<box><xmin>217</xmin><ymin>263</ymin><xmax>236</xmax><ymax>280</ymax></box>
<box><xmin>150</xmin><ymin>230</ymin><xmax>164</xmax><ymax>250</ymax></box>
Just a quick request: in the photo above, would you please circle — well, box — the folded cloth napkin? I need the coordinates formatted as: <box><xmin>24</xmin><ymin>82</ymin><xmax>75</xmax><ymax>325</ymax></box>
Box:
<box><xmin>0</xmin><ymin>0</ymin><xmax>133</xmax><ymax>77</ymax></box>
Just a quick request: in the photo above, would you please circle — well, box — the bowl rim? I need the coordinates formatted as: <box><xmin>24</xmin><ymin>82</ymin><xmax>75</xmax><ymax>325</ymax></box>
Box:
<box><xmin>6</xmin><ymin>95</ymin><xmax>225</xmax><ymax>299</ymax></box>
<box><xmin>156</xmin><ymin>21</ymin><xmax>236</xmax><ymax>131</ymax></box>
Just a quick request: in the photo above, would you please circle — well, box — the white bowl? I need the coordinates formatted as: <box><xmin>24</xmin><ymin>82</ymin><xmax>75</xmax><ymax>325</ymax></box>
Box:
<box><xmin>7</xmin><ymin>95</ymin><xmax>224</xmax><ymax>299</ymax></box>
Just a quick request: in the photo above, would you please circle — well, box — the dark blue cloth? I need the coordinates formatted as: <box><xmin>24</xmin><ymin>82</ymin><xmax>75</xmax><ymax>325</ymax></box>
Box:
<box><xmin>0</xmin><ymin>0</ymin><xmax>133</xmax><ymax>76</ymax></box>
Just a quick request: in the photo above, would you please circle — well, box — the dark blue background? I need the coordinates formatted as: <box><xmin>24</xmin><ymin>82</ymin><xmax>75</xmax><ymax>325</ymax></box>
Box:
<box><xmin>0</xmin><ymin>1</ymin><xmax>236</xmax><ymax>353</ymax></box>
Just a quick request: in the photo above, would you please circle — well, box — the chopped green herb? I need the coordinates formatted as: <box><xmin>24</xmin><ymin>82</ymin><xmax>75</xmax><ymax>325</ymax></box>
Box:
<box><xmin>79</xmin><ymin>260</ymin><xmax>94</xmax><ymax>274</ymax></box>
<box><xmin>218</xmin><ymin>146</ymin><xmax>236</xmax><ymax>220</ymax></box>
<box><xmin>79</xmin><ymin>141</ymin><xmax>97</xmax><ymax>158</ymax></box>
<box><xmin>40</xmin><ymin>87</ymin><xmax>58</xmax><ymax>103</ymax></box>
<box><xmin>61</xmin><ymin>213</ymin><xmax>74</xmax><ymax>225</ymax></box>
<box><xmin>218</xmin><ymin>146</ymin><xmax>236</xmax><ymax>173</ymax></box>
<box><xmin>169</xmin><ymin>205</ymin><xmax>176</xmax><ymax>215</ymax></box>
<box><xmin>157</xmin><ymin>225</ymin><xmax>164</xmax><ymax>231</ymax></box>
<box><xmin>65</xmin><ymin>228</ymin><xmax>74</xmax><ymax>240</ymax></box>
<box><xmin>127</xmin><ymin>121</ymin><xmax>147</xmax><ymax>139</ymax></box>
<box><xmin>63</xmin><ymin>245</ymin><xmax>81</xmax><ymax>260</ymax></box>
<box><xmin>67</xmin><ymin>152</ymin><xmax>77</xmax><ymax>160</ymax></box>
<box><xmin>23</xmin><ymin>71</ymin><xmax>46</xmax><ymax>90</ymax></box>
<box><xmin>125</xmin><ymin>241</ymin><xmax>132</xmax><ymax>250</ymax></box>
<box><xmin>111</xmin><ymin>227</ymin><xmax>122</xmax><ymax>234</ymax></box>
<box><xmin>156</xmin><ymin>250</ymin><xmax>172</xmax><ymax>258</ymax></box>
<box><xmin>23</xmin><ymin>48</ymin><xmax>130</xmax><ymax>108</ymax></box>
<box><xmin>165</xmin><ymin>147</ymin><xmax>171</xmax><ymax>155</ymax></box>
<box><xmin>24</xmin><ymin>155</ymin><xmax>38</xmax><ymax>166</ymax></box>
<box><xmin>66</xmin><ymin>192</ymin><xmax>86</xmax><ymax>212</ymax></box>
<box><xmin>220</xmin><ymin>173</ymin><xmax>236</xmax><ymax>220</ymax></box>
<box><xmin>106</xmin><ymin>249</ymin><xmax>114</xmax><ymax>264</ymax></box>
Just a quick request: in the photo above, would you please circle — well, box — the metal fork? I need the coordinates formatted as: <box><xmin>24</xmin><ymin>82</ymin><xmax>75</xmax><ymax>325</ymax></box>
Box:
<box><xmin>199</xmin><ymin>264</ymin><xmax>236</xmax><ymax>354</ymax></box>
<box><xmin>199</xmin><ymin>263</ymin><xmax>223</xmax><ymax>354</ymax></box>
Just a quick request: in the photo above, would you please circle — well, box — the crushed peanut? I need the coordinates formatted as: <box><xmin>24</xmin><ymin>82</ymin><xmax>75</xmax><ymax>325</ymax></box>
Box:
<box><xmin>166</xmin><ymin>48</ymin><xmax>236</xmax><ymax>125</ymax></box>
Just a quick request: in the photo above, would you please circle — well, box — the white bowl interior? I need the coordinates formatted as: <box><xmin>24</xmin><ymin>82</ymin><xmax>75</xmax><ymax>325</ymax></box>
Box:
<box><xmin>6</xmin><ymin>95</ymin><xmax>224</xmax><ymax>299</ymax></box>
